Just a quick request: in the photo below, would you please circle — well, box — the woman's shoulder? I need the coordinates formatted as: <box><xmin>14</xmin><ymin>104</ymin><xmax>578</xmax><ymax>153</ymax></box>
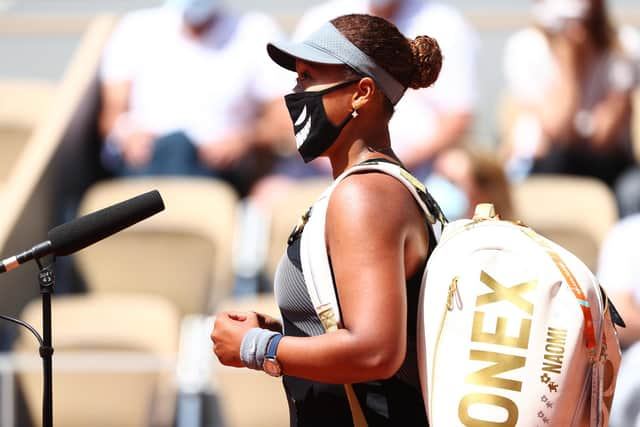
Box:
<box><xmin>327</xmin><ymin>169</ymin><xmax>420</xmax><ymax>227</ymax></box>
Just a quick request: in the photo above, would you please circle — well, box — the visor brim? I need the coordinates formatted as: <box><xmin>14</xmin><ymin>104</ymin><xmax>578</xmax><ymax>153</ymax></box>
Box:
<box><xmin>267</xmin><ymin>40</ymin><xmax>345</xmax><ymax>72</ymax></box>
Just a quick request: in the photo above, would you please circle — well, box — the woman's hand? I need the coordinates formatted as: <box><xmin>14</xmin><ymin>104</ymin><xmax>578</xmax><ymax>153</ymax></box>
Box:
<box><xmin>211</xmin><ymin>311</ymin><xmax>259</xmax><ymax>367</ymax></box>
<box><xmin>254</xmin><ymin>312</ymin><xmax>283</xmax><ymax>333</ymax></box>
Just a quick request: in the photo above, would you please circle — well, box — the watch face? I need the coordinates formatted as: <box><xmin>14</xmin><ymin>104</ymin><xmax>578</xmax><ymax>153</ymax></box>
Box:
<box><xmin>263</xmin><ymin>358</ymin><xmax>282</xmax><ymax>377</ymax></box>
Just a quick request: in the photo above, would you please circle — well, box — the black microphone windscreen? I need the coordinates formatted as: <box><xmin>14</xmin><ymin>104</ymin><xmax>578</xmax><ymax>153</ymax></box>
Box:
<box><xmin>48</xmin><ymin>190</ymin><xmax>165</xmax><ymax>256</ymax></box>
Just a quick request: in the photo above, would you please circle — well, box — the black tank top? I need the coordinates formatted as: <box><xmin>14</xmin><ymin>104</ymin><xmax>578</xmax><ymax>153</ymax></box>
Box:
<box><xmin>274</xmin><ymin>233</ymin><xmax>430</xmax><ymax>427</ymax></box>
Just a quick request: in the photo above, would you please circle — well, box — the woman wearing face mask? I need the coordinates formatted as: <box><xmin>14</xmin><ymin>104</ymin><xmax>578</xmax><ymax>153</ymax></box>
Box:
<box><xmin>254</xmin><ymin>0</ymin><xmax>476</xmax><ymax>184</ymax></box>
<box><xmin>211</xmin><ymin>13</ymin><xmax>442</xmax><ymax>426</ymax></box>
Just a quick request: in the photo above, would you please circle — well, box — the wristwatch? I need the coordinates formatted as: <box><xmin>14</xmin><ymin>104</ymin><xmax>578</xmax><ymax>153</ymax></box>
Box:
<box><xmin>262</xmin><ymin>333</ymin><xmax>284</xmax><ymax>377</ymax></box>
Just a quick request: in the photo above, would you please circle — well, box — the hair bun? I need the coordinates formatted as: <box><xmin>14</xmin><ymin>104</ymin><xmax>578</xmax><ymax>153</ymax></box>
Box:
<box><xmin>408</xmin><ymin>35</ymin><xmax>443</xmax><ymax>89</ymax></box>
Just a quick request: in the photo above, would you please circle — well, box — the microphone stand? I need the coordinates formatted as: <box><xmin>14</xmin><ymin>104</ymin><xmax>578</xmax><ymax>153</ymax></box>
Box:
<box><xmin>0</xmin><ymin>258</ymin><xmax>54</xmax><ymax>427</ymax></box>
<box><xmin>36</xmin><ymin>258</ymin><xmax>54</xmax><ymax>427</ymax></box>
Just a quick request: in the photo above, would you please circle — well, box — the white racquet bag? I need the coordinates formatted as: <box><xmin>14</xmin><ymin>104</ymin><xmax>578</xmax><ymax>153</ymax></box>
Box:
<box><xmin>419</xmin><ymin>204</ymin><xmax>623</xmax><ymax>427</ymax></box>
<box><xmin>296</xmin><ymin>158</ymin><xmax>623</xmax><ymax>427</ymax></box>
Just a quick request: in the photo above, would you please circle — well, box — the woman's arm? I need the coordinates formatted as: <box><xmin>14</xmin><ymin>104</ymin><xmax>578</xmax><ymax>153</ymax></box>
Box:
<box><xmin>279</xmin><ymin>173</ymin><xmax>425</xmax><ymax>383</ymax></box>
<box><xmin>213</xmin><ymin>172</ymin><xmax>427</xmax><ymax>383</ymax></box>
<box><xmin>99</xmin><ymin>80</ymin><xmax>131</xmax><ymax>138</ymax></box>
<box><xmin>99</xmin><ymin>80</ymin><xmax>156</xmax><ymax>168</ymax></box>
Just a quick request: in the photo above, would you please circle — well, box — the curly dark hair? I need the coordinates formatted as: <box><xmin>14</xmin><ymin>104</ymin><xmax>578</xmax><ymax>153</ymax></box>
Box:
<box><xmin>330</xmin><ymin>14</ymin><xmax>443</xmax><ymax>106</ymax></box>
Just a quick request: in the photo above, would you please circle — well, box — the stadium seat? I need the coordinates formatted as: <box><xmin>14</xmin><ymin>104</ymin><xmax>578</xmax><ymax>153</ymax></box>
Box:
<box><xmin>264</xmin><ymin>178</ymin><xmax>330</xmax><ymax>282</ymax></box>
<box><xmin>512</xmin><ymin>174</ymin><xmax>618</xmax><ymax>271</ymax></box>
<box><xmin>74</xmin><ymin>177</ymin><xmax>238</xmax><ymax>315</ymax></box>
<box><xmin>13</xmin><ymin>293</ymin><xmax>180</xmax><ymax>427</ymax></box>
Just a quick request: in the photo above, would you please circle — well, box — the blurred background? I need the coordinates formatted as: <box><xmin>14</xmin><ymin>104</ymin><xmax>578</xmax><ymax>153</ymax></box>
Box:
<box><xmin>0</xmin><ymin>0</ymin><xmax>639</xmax><ymax>426</ymax></box>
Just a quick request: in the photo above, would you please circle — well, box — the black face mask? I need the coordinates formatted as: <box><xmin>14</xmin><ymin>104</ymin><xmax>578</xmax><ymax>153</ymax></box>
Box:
<box><xmin>284</xmin><ymin>79</ymin><xmax>359</xmax><ymax>163</ymax></box>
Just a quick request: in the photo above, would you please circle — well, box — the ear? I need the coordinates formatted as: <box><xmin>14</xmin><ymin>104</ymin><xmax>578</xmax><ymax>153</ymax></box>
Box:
<box><xmin>350</xmin><ymin>77</ymin><xmax>377</xmax><ymax>111</ymax></box>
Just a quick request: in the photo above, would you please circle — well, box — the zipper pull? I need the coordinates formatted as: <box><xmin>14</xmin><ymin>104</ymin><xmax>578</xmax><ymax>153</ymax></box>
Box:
<box><xmin>287</xmin><ymin>206</ymin><xmax>312</xmax><ymax>245</ymax></box>
<box><xmin>447</xmin><ymin>277</ymin><xmax>462</xmax><ymax>311</ymax></box>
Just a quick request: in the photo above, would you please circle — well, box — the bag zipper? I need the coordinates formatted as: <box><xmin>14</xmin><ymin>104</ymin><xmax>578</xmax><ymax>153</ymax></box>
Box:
<box><xmin>429</xmin><ymin>276</ymin><xmax>462</xmax><ymax>420</ymax></box>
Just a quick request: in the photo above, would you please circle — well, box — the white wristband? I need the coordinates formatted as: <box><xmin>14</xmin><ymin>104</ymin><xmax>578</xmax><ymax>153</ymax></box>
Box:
<box><xmin>239</xmin><ymin>328</ymin><xmax>278</xmax><ymax>370</ymax></box>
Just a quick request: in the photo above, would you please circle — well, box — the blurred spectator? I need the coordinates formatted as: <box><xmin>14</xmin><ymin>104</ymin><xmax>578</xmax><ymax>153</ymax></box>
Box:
<box><xmin>598</xmin><ymin>214</ymin><xmax>640</xmax><ymax>427</ymax></box>
<box><xmin>503</xmin><ymin>0</ymin><xmax>640</xmax><ymax>192</ymax></box>
<box><xmin>98</xmin><ymin>0</ymin><xmax>291</xmax><ymax>193</ymax></box>
<box><xmin>426</xmin><ymin>144</ymin><xmax>514</xmax><ymax>220</ymax></box>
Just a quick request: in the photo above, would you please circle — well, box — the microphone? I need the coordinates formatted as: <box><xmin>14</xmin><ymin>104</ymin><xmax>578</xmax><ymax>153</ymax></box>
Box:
<box><xmin>0</xmin><ymin>190</ymin><xmax>165</xmax><ymax>274</ymax></box>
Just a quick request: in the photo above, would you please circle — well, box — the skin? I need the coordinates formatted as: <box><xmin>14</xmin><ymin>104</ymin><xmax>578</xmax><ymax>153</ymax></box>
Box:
<box><xmin>99</xmin><ymin>80</ymin><xmax>156</xmax><ymax>168</ymax></box>
<box><xmin>212</xmin><ymin>59</ymin><xmax>430</xmax><ymax>383</ymax></box>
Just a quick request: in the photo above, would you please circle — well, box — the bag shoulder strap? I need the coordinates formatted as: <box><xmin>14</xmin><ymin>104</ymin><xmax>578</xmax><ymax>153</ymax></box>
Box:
<box><xmin>300</xmin><ymin>159</ymin><xmax>443</xmax><ymax>329</ymax></box>
<box><xmin>357</xmin><ymin>158</ymin><xmax>447</xmax><ymax>225</ymax></box>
